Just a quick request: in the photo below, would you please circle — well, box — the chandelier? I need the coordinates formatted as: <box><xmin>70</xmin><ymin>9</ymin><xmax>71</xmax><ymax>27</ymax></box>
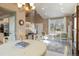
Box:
<box><xmin>17</xmin><ymin>3</ymin><xmax>35</xmax><ymax>12</ymax></box>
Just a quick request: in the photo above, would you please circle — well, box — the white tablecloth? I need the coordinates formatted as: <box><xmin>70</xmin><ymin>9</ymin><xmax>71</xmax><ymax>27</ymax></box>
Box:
<box><xmin>0</xmin><ymin>40</ymin><xmax>47</xmax><ymax>56</ymax></box>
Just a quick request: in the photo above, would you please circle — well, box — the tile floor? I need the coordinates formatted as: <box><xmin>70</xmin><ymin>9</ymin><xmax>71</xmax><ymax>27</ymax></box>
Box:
<box><xmin>45</xmin><ymin>50</ymin><xmax>64</xmax><ymax>56</ymax></box>
<box><xmin>41</xmin><ymin>39</ymin><xmax>72</xmax><ymax>56</ymax></box>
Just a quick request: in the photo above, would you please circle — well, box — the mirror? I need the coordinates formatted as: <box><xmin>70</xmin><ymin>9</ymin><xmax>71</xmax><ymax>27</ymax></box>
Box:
<box><xmin>19</xmin><ymin>20</ymin><xmax>24</xmax><ymax>25</ymax></box>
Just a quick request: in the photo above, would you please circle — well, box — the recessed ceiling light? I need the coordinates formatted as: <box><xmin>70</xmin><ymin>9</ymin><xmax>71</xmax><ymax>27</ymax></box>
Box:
<box><xmin>60</xmin><ymin>7</ymin><xmax>64</xmax><ymax>13</ymax></box>
<box><xmin>42</xmin><ymin>8</ymin><xmax>45</xmax><ymax>10</ymax></box>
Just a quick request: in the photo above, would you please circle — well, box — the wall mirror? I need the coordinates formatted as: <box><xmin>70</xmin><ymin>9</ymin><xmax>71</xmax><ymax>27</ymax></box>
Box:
<box><xmin>19</xmin><ymin>20</ymin><xmax>24</xmax><ymax>25</ymax></box>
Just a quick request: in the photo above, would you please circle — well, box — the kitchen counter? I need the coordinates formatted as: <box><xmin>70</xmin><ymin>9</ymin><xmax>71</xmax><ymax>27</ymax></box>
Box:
<box><xmin>0</xmin><ymin>40</ymin><xmax>47</xmax><ymax>56</ymax></box>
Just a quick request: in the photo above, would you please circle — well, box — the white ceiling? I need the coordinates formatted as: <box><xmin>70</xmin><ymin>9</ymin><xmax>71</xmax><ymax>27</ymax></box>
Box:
<box><xmin>34</xmin><ymin>3</ymin><xmax>77</xmax><ymax>19</ymax></box>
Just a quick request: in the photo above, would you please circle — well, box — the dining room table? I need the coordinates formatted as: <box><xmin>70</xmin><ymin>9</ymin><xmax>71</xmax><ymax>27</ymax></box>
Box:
<box><xmin>0</xmin><ymin>40</ymin><xmax>47</xmax><ymax>56</ymax></box>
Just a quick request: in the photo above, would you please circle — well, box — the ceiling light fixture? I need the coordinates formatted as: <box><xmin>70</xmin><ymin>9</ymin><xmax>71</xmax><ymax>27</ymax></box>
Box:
<box><xmin>17</xmin><ymin>3</ymin><xmax>35</xmax><ymax>11</ymax></box>
<box><xmin>42</xmin><ymin>8</ymin><xmax>45</xmax><ymax>10</ymax></box>
<box><xmin>60</xmin><ymin>7</ymin><xmax>64</xmax><ymax>12</ymax></box>
<box><xmin>17</xmin><ymin>3</ymin><xmax>23</xmax><ymax>8</ymax></box>
<box><xmin>59</xmin><ymin>3</ymin><xmax>64</xmax><ymax>12</ymax></box>
<box><xmin>30</xmin><ymin>3</ymin><xmax>36</xmax><ymax>10</ymax></box>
